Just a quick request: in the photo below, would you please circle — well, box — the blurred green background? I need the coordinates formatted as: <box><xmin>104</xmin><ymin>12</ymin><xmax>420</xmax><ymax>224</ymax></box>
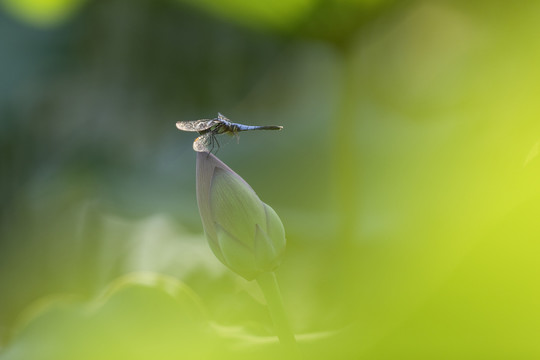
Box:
<box><xmin>1</xmin><ymin>0</ymin><xmax>540</xmax><ymax>358</ymax></box>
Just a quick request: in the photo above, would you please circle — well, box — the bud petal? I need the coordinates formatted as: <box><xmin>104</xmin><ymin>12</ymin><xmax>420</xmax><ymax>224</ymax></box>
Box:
<box><xmin>263</xmin><ymin>203</ymin><xmax>286</xmax><ymax>253</ymax></box>
<box><xmin>210</xmin><ymin>167</ymin><xmax>266</xmax><ymax>248</ymax></box>
<box><xmin>216</xmin><ymin>224</ymin><xmax>258</xmax><ymax>280</ymax></box>
<box><xmin>254</xmin><ymin>224</ymin><xmax>280</xmax><ymax>271</ymax></box>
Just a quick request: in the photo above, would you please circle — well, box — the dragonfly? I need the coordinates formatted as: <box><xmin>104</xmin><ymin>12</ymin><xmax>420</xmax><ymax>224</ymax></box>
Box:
<box><xmin>176</xmin><ymin>113</ymin><xmax>283</xmax><ymax>153</ymax></box>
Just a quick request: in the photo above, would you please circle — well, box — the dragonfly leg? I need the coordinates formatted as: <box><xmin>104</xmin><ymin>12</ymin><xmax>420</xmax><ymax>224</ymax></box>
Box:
<box><xmin>206</xmin><ymin>132</ymin><xmax>220</xmax><ymax>155</ymax></box>
<box><xmin>214</xmin><ymin>134</ymin><xmax>221</xmax><ymax>155</ymax></box>
<box><xmin>206</xmin><ymin>134</ymin><xmax>214</xmax><ymax>155</ymax></box>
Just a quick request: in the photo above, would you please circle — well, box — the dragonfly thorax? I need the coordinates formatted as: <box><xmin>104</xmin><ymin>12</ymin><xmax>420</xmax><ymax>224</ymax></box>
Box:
<box><xmin>211</xmin><ymin>122</ymin><xmax>238</xmax><ymax>135</ymax></box>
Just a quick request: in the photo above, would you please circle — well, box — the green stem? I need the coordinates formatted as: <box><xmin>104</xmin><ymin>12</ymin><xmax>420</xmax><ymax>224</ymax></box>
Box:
<box><xmin>256</xmin><ymin>271</ymin><xmax>299</xmax><ymax>358</ymax></box>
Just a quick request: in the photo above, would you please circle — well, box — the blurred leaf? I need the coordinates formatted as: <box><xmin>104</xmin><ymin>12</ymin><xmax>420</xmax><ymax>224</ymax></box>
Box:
<box><xmin>0</xmin><ymin>273</ymin><xmax>216</xmax><ymax>360</ymax></box>
<box><xmin>0</xmin><ymin>0</ymin><xmax>86</xmax><ymax>27</ymax></box>
<box><xmin>0</xmin><ymin>272</ymin><xmax>327</xmax><ymax>360</ymax></box>
<box><xmin>175</xmin><ymin>0</ymin><xmax>393</xmax><ymax>44</ymax></box>
<box><xmin>295</xmin><ymin>0</ymin><xmax>394</xmax><ymax>45</ymax></box>
<box><xmin>175</xmin><ymin>0</ymin><xmax>315</xmax><ymax>32</ymax></box>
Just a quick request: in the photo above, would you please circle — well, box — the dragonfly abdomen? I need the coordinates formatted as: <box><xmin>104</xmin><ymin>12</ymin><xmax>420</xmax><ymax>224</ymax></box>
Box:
<box><xmin>235</xmin><ymin>124</ymin><xmax>283</xmax><ymax>131</ymax></box>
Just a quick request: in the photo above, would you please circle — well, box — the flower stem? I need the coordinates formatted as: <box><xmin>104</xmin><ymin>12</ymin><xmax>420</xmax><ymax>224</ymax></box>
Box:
<box><xmin>256</xmin><ymin>271</ymin><xmax>299</xmax><ymax>358</ymax></box>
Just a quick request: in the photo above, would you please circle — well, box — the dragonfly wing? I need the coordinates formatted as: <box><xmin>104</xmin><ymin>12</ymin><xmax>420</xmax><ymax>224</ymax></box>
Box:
<box><xmin>217</xmin><ymin>113</ymin><xmax>230</xmax><ymax>122</ymax></box>
<box><xmin>176</xmin><ymin>119</ymin><xmax>217</xmax><ymax>132</ymax></box>
<box><xmin>193</xmin><ymin>133</ymin><xmax>213</xmax><ymax>152</ymax></box>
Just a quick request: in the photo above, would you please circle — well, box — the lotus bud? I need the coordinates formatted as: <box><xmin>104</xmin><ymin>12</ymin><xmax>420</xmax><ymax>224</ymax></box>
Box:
<box><xmin>196</xmin><ymin>152</ymin><xmax>286</xmax><ymax>280</ymax></box>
